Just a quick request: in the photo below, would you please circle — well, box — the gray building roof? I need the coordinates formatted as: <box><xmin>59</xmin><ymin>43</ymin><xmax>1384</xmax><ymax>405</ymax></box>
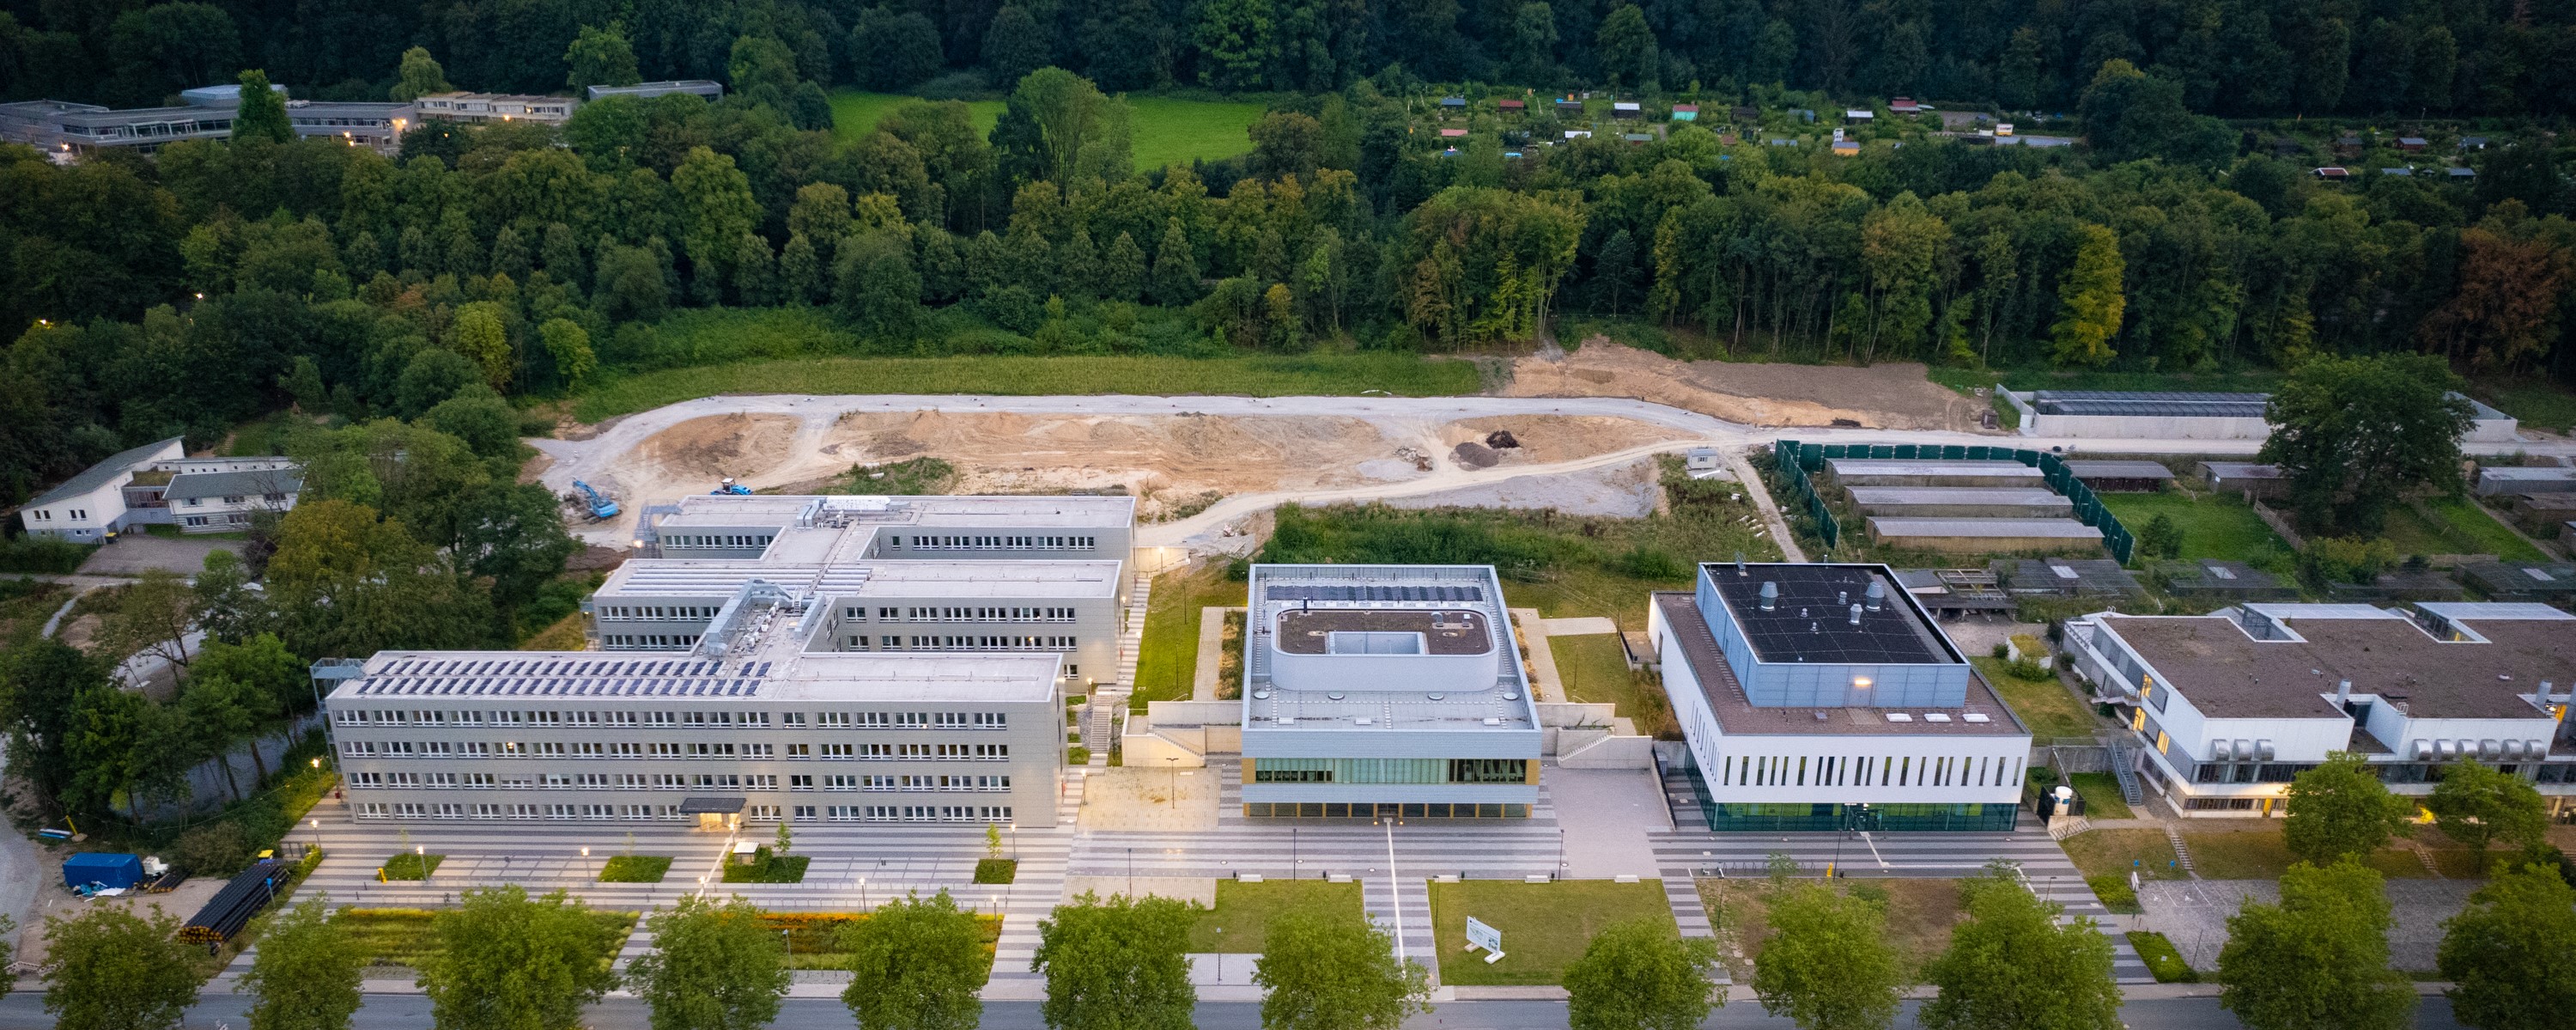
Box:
<box><xmin>26</xmin><ymin>436</ymin><xmax>182</xmax><ymax>508</ymax></box>
<box><xmin>2031</xmin><ymin>391</ymin><xmax>2268</xmax><ymax>418</ymax></box>
<box><xmin>2102</xmin><ymin>609</ymin><xmax>2573</xmax><ymax>720</ymax></box>
<box><xmin>1869</xmin><ymin>518</ymin><xmax>2103</xmax><ymax>539</ymax></box>
<box><xmin>164</xmin><ymin>467</ymin><xmax>304</xmax><ymax>502</ymax></box>
<box><xmin>2063</xmin><ymin>460</ymin><xmax>2177</xmax><ymax>481</ymax></box>
<box><xmin>1654</xmin><ymin>593</ymin><xmax>2025</xmax><ymax>736</ymax></box>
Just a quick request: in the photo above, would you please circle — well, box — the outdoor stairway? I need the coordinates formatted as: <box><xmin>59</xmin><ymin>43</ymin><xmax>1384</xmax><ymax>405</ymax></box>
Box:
<box><xmin>1115</xmin><ymin>570</ymin><xmax>1153</xmax><ymax>687</ymax></box>
<box><xmin>2164</xmin><ymin>826</ymin><xmax>2197</xmax><ymax>879</ymax></box>
<box><xmin>2107</xmin><ymin>740</ymin><xmax>2145</xmax><ymax>806</ymax></box>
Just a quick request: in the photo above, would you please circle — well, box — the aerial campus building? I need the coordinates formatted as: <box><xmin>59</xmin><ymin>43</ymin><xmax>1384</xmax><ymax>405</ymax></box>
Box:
<box><xmin>2063</xmin><ymin>602</ymin><xmax>2576</xmax><ymax>818</ymax></box>
<box><xmin>319</xmin><ymin>493</ymin><xmax>1136</xmax><ymax>827</ymax></box>
<box><xmin>1648</xmin><ymin>562</ymin><xmax>2035</xmax><ymax>832</ymax></box>
<box><xmin>1238</xmin><ymin>564</ymin><xmax>1544</xmax><ymax>819</ymax></box>
<box><xmin>15</xmin><ymin>437</ymin><xmax>301</xmax><ymax>542</ymax></box>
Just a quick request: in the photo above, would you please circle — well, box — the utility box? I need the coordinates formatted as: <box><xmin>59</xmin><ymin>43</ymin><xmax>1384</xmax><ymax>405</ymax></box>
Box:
<box><xmin>62</xmin><ymin>852</ymin><xmax>142</xmax><ymax>890</ymax></box>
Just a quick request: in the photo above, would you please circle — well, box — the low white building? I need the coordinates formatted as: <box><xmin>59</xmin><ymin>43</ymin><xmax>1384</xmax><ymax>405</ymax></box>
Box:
<box><xmin>2063</xmin><ymin>602</ymin><xmax>2576</xmax><ymax>817</ymax></box>
<box><xmin>1647</xmin><ymin>562</ymin><xmax>2033</xmax><ymax>832</ymax></box>
<box><xmin>16</xmin><ymin>438</ymin><xmax>301</xmax><ymax>541</ymax></box>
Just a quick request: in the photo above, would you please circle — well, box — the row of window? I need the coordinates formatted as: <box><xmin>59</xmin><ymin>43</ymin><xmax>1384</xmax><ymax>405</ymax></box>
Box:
<box><xmin>178</xmin><ymin>492</ymin><xmax>286</xmax><ymax>507</ymax></box>
<box><xmin>598</xmin><ymin>605</ymin><xmax>718</xmax><ymax>621</ymax></box>
<box><xmin>1249</xmin><ymin>759</ymin><xmax>1530</xmax><ymax>785</ymax></box>
<box><xmin>842</xmin><ymin>606</ymin><xmax>1081</xmax><ymax>623</ymax></box>
<box><xmin>340</xmin><ymin>741</ymin><xmax>1013</xmax><ymax>760</ymax></box>
<box><xmin>605</xmin><ymin>634</ymin><xmax>702</xmax><ymax>649</ymax></box>
<box><xmin>808</xmin><ymin>805</ymin><xmax>1016</xmax><ymax>822</ymax></box>
<box><xmin>662</xmin><ymin>533</ymin><xmax>775</xmax><ymax>548</ymax></box>
<box><xmin>888</xmin><ymin>534</ymin><xmax>1095</xmax><ymax>550</ymax></box>
<box><xmin>847</xmin><ymin>635</ymin><xmax>1078</xmax><ymax>651</ymax></box>
<box><xmin>27</xmin><ymin>508</ymin><xmax>83</xmax><ymax>521</ymax></box>
<box><xmin>1717</xmin><ymin>753</ymin><xmax>2025</xmax><ymax>790</ymax></box>
<box><xmin>348</xmin><ymin>771</ymin><xmax>1014</xmax><ymax>791</ymax></box>
<box><xmin>181</xmin><ymin>513</ymin><xmax>254</xmax><ymax>527</ymax></box>
<box><xmin>334</xmin><ymin>709</ymin><xmax>1009</xmax><ymax>729</ymax></box>
<box><xmin>353</xmin><ymin>802</ymin><xmax>1015</xmax><ymax>823</ymax></box>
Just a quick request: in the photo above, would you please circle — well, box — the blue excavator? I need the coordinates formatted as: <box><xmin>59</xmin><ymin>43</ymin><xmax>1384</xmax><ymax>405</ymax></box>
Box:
<box><xmin>712</xmin><ymin>477</ymin><xmax>752</xmax><ymax>496</ymax></box>
<box><xmin>571</xmin><ymin>480</ymin><xmax>619</xmax><ymax>520</ymax></box>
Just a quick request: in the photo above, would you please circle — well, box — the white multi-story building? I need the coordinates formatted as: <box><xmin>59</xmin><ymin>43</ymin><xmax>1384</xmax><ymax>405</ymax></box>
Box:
<box><xmin>1238</xmin><ymin>564</ymin><xmax>1543</xmax><ymax>819</ymax></box>
<box><xmin>318</xmin><ymin>492</ymin><xmax>1141</xmax><ymax>826</ymax></box>
<box><xmin>1647</xmin><ymin>562</ymin><xmax>2034</xmax><ymax>832</ymax></box>
<box><xmin>2063</xmin><ymin>602</ymin><xmax>2576</xmax><ymax>817</ymax></box>
<box><xmin>16</xmin><ymin>438</ymin><xmax>301</xmax><ymax>541</ymax></box>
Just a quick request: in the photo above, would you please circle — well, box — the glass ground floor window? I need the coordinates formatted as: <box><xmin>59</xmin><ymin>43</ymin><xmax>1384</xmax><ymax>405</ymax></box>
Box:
<box><xmin>1700</xmin><ymin>801</ymin><xmax>2019</xmax><ymax>832</ymax></box>
<box><xmin>1243</xmin><ymin>801</ymin><xmax>1529</xmax><ymax>819</ymax></box>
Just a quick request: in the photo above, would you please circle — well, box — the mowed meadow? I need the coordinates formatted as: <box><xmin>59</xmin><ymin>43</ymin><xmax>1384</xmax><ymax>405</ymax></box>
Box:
<box><xmin>829</xmin><ymin>90</ymin><xmax>1267</xmax><ymax>170</ymax></box>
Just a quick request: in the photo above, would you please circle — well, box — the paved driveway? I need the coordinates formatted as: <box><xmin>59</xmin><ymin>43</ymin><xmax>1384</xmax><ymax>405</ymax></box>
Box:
<box><xmin>76</xmin><ymin>533</ymin><xmax>242</xmax><ymax>576</ymax></box>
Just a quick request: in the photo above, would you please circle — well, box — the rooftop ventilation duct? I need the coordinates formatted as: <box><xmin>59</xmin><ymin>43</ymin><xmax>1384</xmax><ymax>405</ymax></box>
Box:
<box><xmin>2333</xmin><ymin>679</ymin><xmax>2352</xmax><ymax>708</ymax></box>
<box><xmin>1864</xmin><ymin>582</ymin><xmax>1886</xmax><ymax>612</ymax></box>
<box><xmin>1849</xmin><ymin>603</ymin><xmax>1863</xmax><ymax>626</ymax></box>
<box><xmin>1759</xmin><ymin>582</ymin><xmax>1777</xmax><ymax>610</ymax></box>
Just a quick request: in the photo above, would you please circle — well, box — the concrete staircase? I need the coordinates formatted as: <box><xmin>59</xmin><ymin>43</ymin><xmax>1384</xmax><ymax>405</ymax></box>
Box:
<box><xmin>2108</xmin><ymin>740</ymin><xmax>2145</xmax><ymax>806</ymax></box>
<box><xmin>2164</xmin><ymin>826</ymin><xmax>2198</xmax><ymax>879</ymax></box>
<box><xmin>1115</xmin><ymin>570</ymin><xmax>1153</xmax><ymax>687</ymax></box>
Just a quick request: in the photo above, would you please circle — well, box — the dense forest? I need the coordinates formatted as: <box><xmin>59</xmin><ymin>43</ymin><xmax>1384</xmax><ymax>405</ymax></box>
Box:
<box><xmin>1</xmin><ymin>0</ymin><xmax>2573</xmax><ymax>514</ymax></box>
<box><xmin>9</xmin><ymin>0</ymin><xmax>2576</xmax><ymax>115</ymax></box>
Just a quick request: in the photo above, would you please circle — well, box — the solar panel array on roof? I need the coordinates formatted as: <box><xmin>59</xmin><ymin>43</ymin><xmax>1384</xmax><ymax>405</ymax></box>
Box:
<box><xmin>351</xmin><ymin>656</ymin><xmax>766</xmax><ymax>698</ymax></box>
<box><xmin>1710</xmin><ymin>567</ymin><xmax>1946</xmax><ymax>666</ymax></box>
<box><xmin>1263</xmin><ymin>584</ymin><xmax>1484</xmax><ymax>602</ymax></box>
<box><xmin>2031</xmin><ymin>391</ymin><xmax>2268</xmax><ymax>417</ymax></box>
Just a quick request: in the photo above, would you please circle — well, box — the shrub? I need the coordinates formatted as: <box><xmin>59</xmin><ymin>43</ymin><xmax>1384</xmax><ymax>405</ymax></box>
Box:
<box><xmin>2126</xmin><ymin>931</ymin><xmax>2196</xmax><ymax>983</ymax></box>
<box><xmin>973</xmin><ymin>859</ymin><xmax>1017</xmax><ymax>884</ymax></box>
<box><xmin>1068</xmin><ymin>746</ymin><xmax>1091</xmax><ymax>765</ymax></box>
<box><xmin>598</xmin><ymin>855</ymin><xmax>672</xmax><ymax>882</ymax></box>
<box><xmin>174</xmin><ymin>822</ymin><xmax>254</xmax><ymax>875</ymax></box>
<box><xmin>0</xmin><ymin>536</ymin><xmax>93</xmax><ymax>574</ymax></box>
<box><xmin>2300</xmin><ymin>536</ymin><xmax>2399</xmax><ymax>585</ymax></box>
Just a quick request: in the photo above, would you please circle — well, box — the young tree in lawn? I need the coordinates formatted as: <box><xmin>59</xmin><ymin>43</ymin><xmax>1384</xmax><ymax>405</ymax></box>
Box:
<box><xmin>626</xmin><ymin>894</ymin><xmax>791</xmax><ymax>1030</ymax></box>
<box><xmin>2258</xmin><ymin>351</ymin><xmax>2473</xmax><ymax>534</ymax></box>
<box><xmin>240</xmin><ymin>896</ymin><xmax>364</xmax><ymax>1030</ymax></box>
<box><xmin>2136</xmin><ymin>512</ymin><xmax>2183</xmax><ymax>559</ymax></box>
<box><xmin>841</xmin><ymin>891</ymin><xmax>988</xmax><ymax>1030</ymax></box>
<box><xmin>2427</xmin><ymin>760</ymin><xmax>2549</xmax><ymax>860</ymax></box>
<box><xmin>2282</xmin><ymin>753</ymin><xmax>2413</xmax><ymax>865</ymax></box>
<box><xmin>417</xmin><ymin>886</ymin><xmax>622</xmax><ymax>1030</ymax></box>
<box><xmin>1563</xmin><ymin>917</ymin><xmax>1722</xmax><ymax>1030</ymax></box>
<box><xmin>1751</xmin><ymin>883</ymin><xmax>1903</xmax><ymax>1030</ymax></box>
<box><xmin>44</xmin><ymin>905</ymin><xmax>206</xmax><ymax>1030</ymax></box>
<box><xmin>2437</xmin><ymin>862</ymin><xmax>2576</xmax><ymax>1030</ymax></box>
<box><xmin>1920</xmin><ymin>865</ymin><xmax>2121</xmax><ymax>1030</ymax></box>
<box><xmin>1031</xmin><ymin>892</ymin><xmax>1198</xmax><ymax>1030</ymax></box>
<box><xmin>1254</xmin><ymin>908</ymin><xmax>1430</xmax><ymax>1030</ymax></box>
<box><xmin>2216</xmin><ymin>861</ymin><xmax>2410</xmax><ymax>1030</ymax></box>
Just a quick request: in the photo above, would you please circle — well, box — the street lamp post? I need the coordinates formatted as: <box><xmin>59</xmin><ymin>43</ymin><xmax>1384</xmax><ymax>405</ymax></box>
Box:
<box><xmin>1163</xmin><ymin>757</ymin><xmax>1178</xmax><ymax>808</ymax></box>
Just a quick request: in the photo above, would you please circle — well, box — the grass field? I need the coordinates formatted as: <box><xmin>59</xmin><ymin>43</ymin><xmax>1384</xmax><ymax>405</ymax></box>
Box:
<box><xmin>1969</xmin><ymin>657</ymin><xmax>2099</xmax><ymax>741</ymax></box>
<box><xmin>1428</xmin><ymin>879</ymin><xmax>1674</xmax><ymax>986</ymax></box>
<box><xmin>1186</xmin><ymin>879</ymin><xmax>1364</xmax><ymax>954</ymax></box>
<box><xmin>1698</xmin><ymin>879</ymin><xmax>1964</xmax><ymax>980</ymax></box>
<box><xmin>828</xmin><ymin>91</ymin><xmax>1265</xmax><ymax>170</ymax></box>
<box><xmin>2475</xmin><ymin>378</ymin><xmax>2576</xmax><ymax>432</ymax></box>
<box><xmin>2068</xmin><ymin>772</ymin><xmax>2133</xmax><ymax>820</ymax></box>
<box><xmin>2059</xmin><ymin>828</ymin><xmax>2187</xmax><ymax>881</ymax></box>
<box><xmin>573</xmin><ymin>353</ymin><xmax>1481</xmax><ymax>421</ymax></box>
<box><xmin>1928</xmin><ymin>366</ymin><xmax>2285</xmax><ymax>396</ymax></box>
<box><xmin>2375</xmin><ymin>497</ymin><xmax>2548</xmax><ymax>559</ymax></box>
<box><xmin>382</xmin><ymin>853</ymin><xmax>443</xmax><ymax>880</ymax></box>
<box><xmin>2099</xmin><ymin>490</ymin><xmax>2289</xmax><ymax>565</ymax></box>
<box><xmin>598</xmin><ymin>855</ymin><xmax>671</xmax><ymax>882</ymax></box>
<box><xmin>1552</xmin><ymin>633</ymin><xmax>1676</xmax><ymax>737</ymax></box>
<box><xmin>340</xmin><ymin>907</ymin><xmax>637</xmax><ymax>970</ymax></box>
<box><xmin>2129</xmin><ymin>931</ymin><xmax>2196</xmax><ymax>982</ymax></box>
<box><xmin>1132</xmin><ymin>562</ymin><xmax>1249</xmax><ymax>709</ymax></box>
<box><xmin>829</xmin><ymin>91</ymin><xmax>1002</xmax><ymax>143</ymax></box>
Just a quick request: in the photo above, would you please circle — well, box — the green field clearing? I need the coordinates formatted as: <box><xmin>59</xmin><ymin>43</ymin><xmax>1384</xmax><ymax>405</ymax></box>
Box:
<box><xmin>1927</xmin><ymin>366</ymin><xmax>2286</xmax><ymax>396</ymax></box>
<box><xmin>1186</xmin><ymin>879</ymin><xmax>1364</xmax><ymax>954</ymax></box>
<box><xmin>1429</xmin><ymin>879</ymin><xmax>1674</xmax><ymax>986</ymax></box>
<box><xmin>2067</xmin><ymin>772</ymin><xmax>2133</xmax><ymax>820</ymax></box>
<box><xmin>1969</xmin><ymin>657</ymin><xmax>2099</xmax><ymax>741</ymax></box>
<box><xmin>1551</xmin><ymin>634</ymin><xmax>1675</xmax><ymax>737</ymax></box>
<box><xmin>2372</xmin><ymin>497</ymin><xmax>2548</xmax><ymax>559</ymax></box>
<box><xmin>1132</xmin><ymin>562</ymin><xmax>1247</xmax><ymax>710</ymax></box>
<box><xmin>2098</xmin><ymin>490</ymin><xmax>2287</xmax><ymax>564</ymax></box>
<box><xmin>828</xmin><ymin>91</ymin><xmax>1265</xmax><ymax>170</ymax></box>
<box><xmin>2059</xmin><ymin>828</ymin><xmax>2187</xmax><ymax>881</ymax></box>
<box><xmin>1698</xmin><ymin>879</ymin><xmax>1963</xmax><ymax>980</ymax></box>
<box><xmin>2475</xmin><ymin>378</ymin><xmax>2576</xmax><ymax>433</ymax></box>
<box><xmin>573</xmin><ymin>353</ymin><xmax>1481</xmax><ymax>421</ymax></box>
<box><xmin>829</xmin><ymin>92</ymin><xmax>1003</xmax><ymax>143</ymax></box>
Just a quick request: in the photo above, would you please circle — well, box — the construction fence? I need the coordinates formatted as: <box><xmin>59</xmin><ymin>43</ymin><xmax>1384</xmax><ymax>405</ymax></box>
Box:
<box><xmin>1773</xmin><ymin>441</ymin><xmax>2137</xmax><ymax>564</ymax></box>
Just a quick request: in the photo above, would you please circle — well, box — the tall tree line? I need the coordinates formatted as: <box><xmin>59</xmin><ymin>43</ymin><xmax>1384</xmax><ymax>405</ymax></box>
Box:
<box><xmin>4</xmin><ymin>0</ymin><xmax>2576</xmax><ymax>117</ymax></box>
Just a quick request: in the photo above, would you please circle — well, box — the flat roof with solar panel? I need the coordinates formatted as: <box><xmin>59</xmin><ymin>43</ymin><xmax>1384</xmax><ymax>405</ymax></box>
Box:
<box><xmin>1708</xmin><ymin>565</ymin><xmax>1949</xmax><ymax>666</ymax></box>
<box><xmin>2032</xmin><ymin>391</ymin><xmax>2269</xmax><ymax>417</ymax></box>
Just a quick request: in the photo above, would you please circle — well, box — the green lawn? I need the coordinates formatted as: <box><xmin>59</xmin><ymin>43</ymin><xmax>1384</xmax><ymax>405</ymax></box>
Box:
<box><xmin>382</xmin><ymin>853</ymin><xmax>443</xmax><ymax>881</ymax></box>
<box><xmin>573</xmin><ymin>353</ymin><xmax>1480</xmax><ymax>421</ymax></box>
<box><xmin>1928</xmin><ymin>366</ymin><xmax>2284</xmax><ymax>396</ymax></box>
<box><xmin>1187</xmin><ymin>879</ymin><xmax>1364</xmax><ymax>953</ymax></box>
<box><xmin>2373</xmin><ymin>498</ymin><xmax>2548</xmax><ymax>560</ymax></box>
<box><xmin>2178</xmin><ymin>829</ymin><xmax>2433</xmax><ymax>881</ymax></box>
<box><xmin>2098</xmin><ymin>490</ymin><xmax>2287</xmax><ymax>564</ymax></box>
<box><xmin>598</xmin><ymin>855</ymin><xmax>671</xmax><ymax>882</ymax></box>
<box><xmin>1132</xmin><ymin>562</ymin><xmax>1248</xmax><ymax>709</ymax></box>
<box><xmin>2128</xmin><ymin>931</ymin><xmax>2197</xmax><ymax>982</ymax></box>
<box><xmin>2067</xmin><ymin>772</ymin><xmax>2133</xmax><ymax>820</ymax></box>
<box><xmin>1969</xmin><ymin>657</ymin><xmax>2099</xmax><ymax>741</ymax></box>
<box><xmin>2474</xmin><ymin>378</ymin><xmax>2576</xmax><ymax>433</ymax></box>
<box><xmin>722</xmin><ymin>849</ymin><xmax>810</xmax><ymax>883</ymax></box>
<box><xmin>2058</xmin><ymin>828</ymin><xmax>2186</xmax><ymax>881</ymax></box>
<box><xmin>828</xmin><ymin>91</ymin><xmax>1265</xmax><ymax>171</ymax></box>
<box><xmin>340</xmin><ymin>907</ymin><xmax>637</xmax><ymax>970</ymax></box>
<box><xmin>1552</xmin><ymin>634</ymin><xmax>1675</xmax><ymax>737</ymax></box>
<box><xmin>829</xmin><ymin>91</ymin><xmax>1003</xmax><ymax>143</ymax></box>
<box><xmin>1127</xmin><ymin>95</ymin><xmax>1267</xmax><ymax>170</ymax></box>
<box><xmin>1427</xmin><ymin>879</ymin><xmax>1675</xmax><ymax>986</ymax></box>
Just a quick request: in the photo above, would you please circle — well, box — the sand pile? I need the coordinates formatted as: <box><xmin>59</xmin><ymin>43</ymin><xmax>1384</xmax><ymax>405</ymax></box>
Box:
<box><xmin>1502</xmin><ymin>338</ymin><xmax>1984</xmax><ymax>431</ymax></box>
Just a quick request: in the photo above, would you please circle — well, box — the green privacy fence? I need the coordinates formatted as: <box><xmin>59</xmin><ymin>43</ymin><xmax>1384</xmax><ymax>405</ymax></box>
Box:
<box><xmin>1773</xmin><ymin>441</ymin><xmax>2136</xmax><ymax>564</ymax></box>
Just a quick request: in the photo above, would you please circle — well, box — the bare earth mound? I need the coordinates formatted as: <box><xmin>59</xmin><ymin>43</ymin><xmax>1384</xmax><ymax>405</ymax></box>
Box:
<box><xmin>1503</xmin><ymin>338</ymin><xmax>1983</xmax><ymax>431</ymax></box>
<box><xmin>822</xmin><ymin>411</ymin><xmax>1400</xmax><ymax>516</ymax></box>
<box><xmin>1441</xmin><ymin>414</ymin><xmax>1696</xmax><ymax>463</ymax></box>
<box><xmin>635</xmin><ymin>413</ymin><xmax>800</xmax><ymax>481</ymax></box>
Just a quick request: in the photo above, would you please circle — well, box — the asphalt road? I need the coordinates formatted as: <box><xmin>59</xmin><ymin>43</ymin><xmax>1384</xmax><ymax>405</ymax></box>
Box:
<box><xmin>0</xmin><ymin>993</ymin><xmax>2465</xmax><ymax>1029</ymax></box>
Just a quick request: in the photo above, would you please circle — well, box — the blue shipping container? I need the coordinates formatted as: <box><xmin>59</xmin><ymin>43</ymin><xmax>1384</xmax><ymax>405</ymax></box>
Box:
<box><xmin>62</xmin><ymin>852</ymin><xmax>142</xmax><ymax>890</ymax></box>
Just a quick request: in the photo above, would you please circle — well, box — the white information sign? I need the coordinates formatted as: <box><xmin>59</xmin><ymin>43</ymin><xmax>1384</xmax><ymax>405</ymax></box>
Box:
<box><xmin>1464</xmin><ymin>917</ymin><xmax>1505</xmax><ymax>963</ymax></box>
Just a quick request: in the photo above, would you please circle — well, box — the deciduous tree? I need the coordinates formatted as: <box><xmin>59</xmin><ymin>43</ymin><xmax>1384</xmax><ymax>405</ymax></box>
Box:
<box><xmin>2282</xmin><ymin>753</ymin><xmax>2412</xmax><ymax>865</ymax></box>
<box><xmin>2427</xmin><ymin>761</ymin><xmax>2548</xmax><ymax>858</ymax></box>
<box><xmin>2258</xmin><ymin>352</ymin><xmax>2472</xmax><ymax>534</ymax></box>
<box><xmin>1752</xmin><ymin>883</ymin><xmax>1902</xmax><ymax>1030</ymax></box>
<box><xmin>626</xmin><ymin>895</ymin><xmax>791</xmax><ymax>1030</ymax></box>
<box><xmin>1564</xmin><ymin>917</ymin><xmax>1722</xmax><ymax>1030</ymax></box>
<box><xmin>233</xmin><ymin>70</ymin><xmax>293</xmax><ymax>145</ymax></box>
<box><xmin>2216</xmin><ymin>861</ymin><xmax>2410</xmax><ymax>1030</ymax></box>
<box><xmin>2437</xmin><ymin>862</ymin><xmax>2576</xmax><ymax>1030</ymax></box>
<box><xmin>1032</xmin><ymin>893</ymin><xmax>1199</xmax><ymax>1030</ymax></box>
<box><xmin>565</xmin><ymin>24</ymin><xmax>641</xmax><ymax>91</ymax></box>
<box><xmin>240</xmin><ymin>896</ymin><xmax>364</xmax><ymax>1030</ymax></box>
<box><xmin>2048</xmin><ymin>224</ymin><xmax>2123</xmax><ymax>367</ymax></box>
<box><xmin>1254</xmin><ymin>907</ymin><xmax>1429</xmax><ymax>1030</ymax></box>
<box><xmin>418</xmin><ymin>886</ymin><xmax>621</xmax><ymax>1030</ymax></box>
<box><xmin>841</xmin><ymin>891</ymin><xmax>988</xmax><ymax>1030</ymax></box>
<box><xmin>44</xmin><ymin>905</ymin><xmax>204</xmax><ymax>1030</ymax></box>
<box><xmin>1920</xmin><ymin>866</ymin><xmax>2120</xmax><ymax>1030</ymax></box>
